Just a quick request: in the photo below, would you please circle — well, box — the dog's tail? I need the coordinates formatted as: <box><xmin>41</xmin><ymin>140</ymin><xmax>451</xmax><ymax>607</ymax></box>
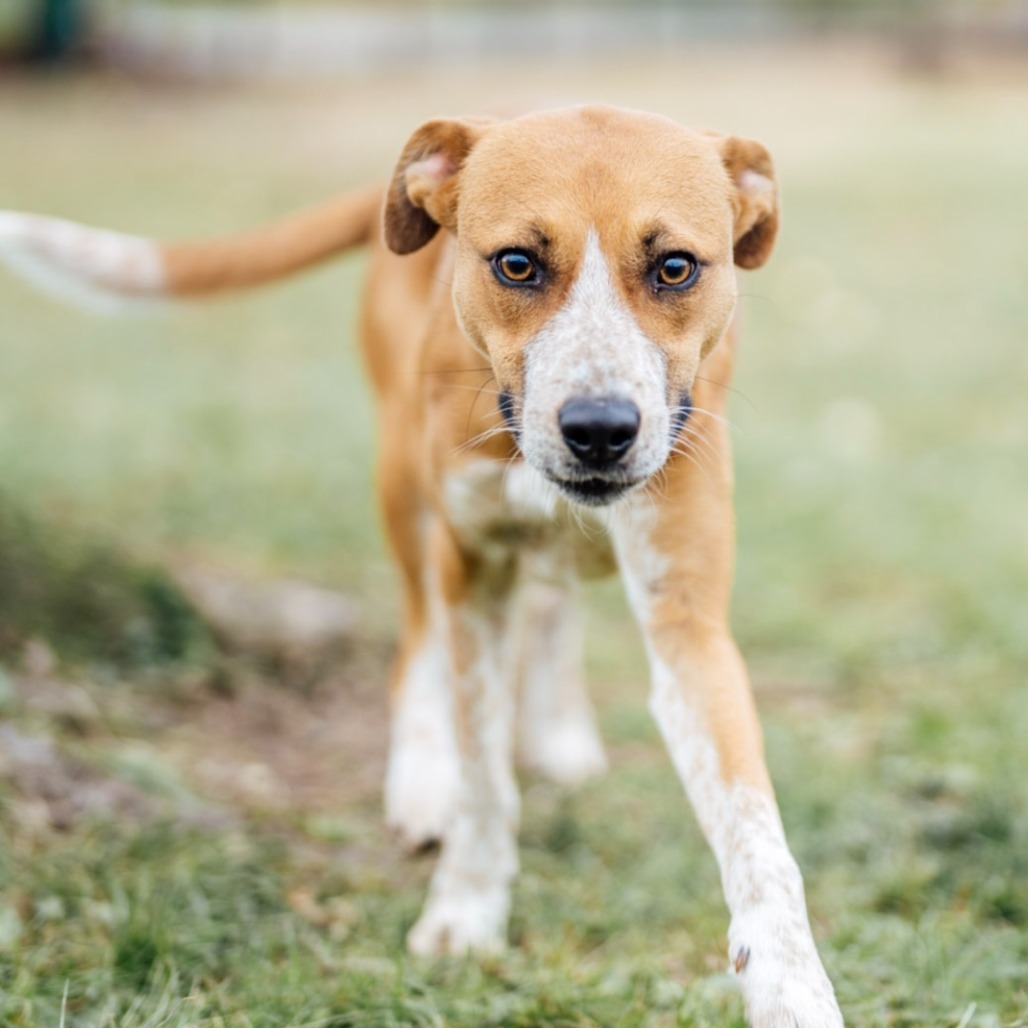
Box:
<box><xmin>0</xmin><ymin>185</ymin><xmax>383</xmax><ymax>309</ymax></box>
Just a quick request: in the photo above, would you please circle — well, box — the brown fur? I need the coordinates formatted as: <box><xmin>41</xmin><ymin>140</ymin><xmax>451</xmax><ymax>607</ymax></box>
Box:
<box><xmin>163</xmin><ymin>186</ymin><xmax>382</xmax><ymax>295</ymax></box>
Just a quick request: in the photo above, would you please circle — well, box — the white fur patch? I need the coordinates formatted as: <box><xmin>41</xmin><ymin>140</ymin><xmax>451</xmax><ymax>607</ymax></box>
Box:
<box><xmin>443</xmin><ymin>459</ymin><xmax>610</xmax><ymax>555</ymax></box>
<box><xmin>502</xmin><ymin>461</ymin><xmax>561</xmax><ymax>521</ymax></box>
<box><xmin>405</xmin><ymin>154</ymin><xmax>458</xmax><ymax>209</ymax></box>
<box><xmin>446</xmin><ymin>460</ymin><xmax>559</xmax><ymax>528</ymax></box>
<box><xmin>738</xmin><ymin>169</ymin><xmax>774</xmax><ymax>198</ymax></box>
<box><xmin>0</xmin><ymin>211</ymin><xmax>164</xmax><ymax>311</ymax></box>
<box><xmin>520</xmin><ymin>230</ymin><xmax>669</xmax><ymax>485</ymax></box>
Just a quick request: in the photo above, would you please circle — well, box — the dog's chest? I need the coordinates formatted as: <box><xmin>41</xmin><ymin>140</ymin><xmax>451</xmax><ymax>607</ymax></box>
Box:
<box><xmin>442</xmin><ymin>460</ymin><xmax>616</xmax><ymax>576</ymax></box>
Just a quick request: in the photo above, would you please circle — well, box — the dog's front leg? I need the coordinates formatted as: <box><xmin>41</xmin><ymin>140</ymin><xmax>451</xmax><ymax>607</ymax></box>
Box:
<box><xmin>613</xmin><ymin>501</ymin><xmax>843</xmax><ymax>1027</ymax></box>
<box><xmin>407</xmin><ymin>530</ymin><xmax>520</xmax><ymax>956</ymax></box>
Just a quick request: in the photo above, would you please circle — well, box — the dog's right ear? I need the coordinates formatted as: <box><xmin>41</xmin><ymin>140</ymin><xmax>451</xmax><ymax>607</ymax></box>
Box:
<box><xmin>384</xmin><ymin>118</ymin><xmax>490</xmax><ymax>255</ymax></box>
<box><xmin>717</xmin><ymin>135</ymin><xmax>779</xmax><ymax>270</ymax></box>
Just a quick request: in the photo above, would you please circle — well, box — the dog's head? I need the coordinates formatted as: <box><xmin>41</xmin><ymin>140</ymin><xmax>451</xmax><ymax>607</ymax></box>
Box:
<box><xmin>384</xmin><ymin>106</ymin><xmax>778</xmax><ymax>507</ymax></box>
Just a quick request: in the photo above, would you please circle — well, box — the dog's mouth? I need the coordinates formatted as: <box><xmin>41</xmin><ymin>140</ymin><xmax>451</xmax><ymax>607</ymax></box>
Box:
<box><xmin>546</xmin><ymin>472</ymin><xmax>640</xmax><ymax>507</ymax></box>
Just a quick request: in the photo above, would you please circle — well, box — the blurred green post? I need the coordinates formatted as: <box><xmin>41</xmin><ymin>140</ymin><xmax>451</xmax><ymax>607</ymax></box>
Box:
<box><xmin>32</xmin><ymin>0</ymin><xmax>84</xmax><ymax>60</ymax></box>
<box><xmin>0</xmin><ymin>0</ymin><xmax>87</xmax><ymax>63</ymax></box>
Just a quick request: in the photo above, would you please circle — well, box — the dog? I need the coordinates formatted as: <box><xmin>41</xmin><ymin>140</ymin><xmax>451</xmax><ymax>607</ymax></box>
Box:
<box><xmin>0</xmin><ymin>105</ymin><xmax>844</xmax><ymax>1026</ymax></box>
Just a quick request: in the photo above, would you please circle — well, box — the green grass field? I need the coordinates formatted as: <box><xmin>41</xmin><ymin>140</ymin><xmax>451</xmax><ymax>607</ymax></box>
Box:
<box><xmin>1</xmin><ymin>44</ymin><xmax>1026</xmax><ymax>1026</ymax></box>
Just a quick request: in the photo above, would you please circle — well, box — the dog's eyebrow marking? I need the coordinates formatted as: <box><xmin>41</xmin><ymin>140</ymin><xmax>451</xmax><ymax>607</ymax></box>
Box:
<box><xmin>642</xmin><ymin>229</ymin><xmax>661</xmax><ymax>250</ymax></box>
<box><xmin>485</xmin><ymin>225</ymin><xmax>551</xmax><ymax>255</ymax></box>
<box><xmin>641</xmin><ymin>226</ymin><xmax>708</xmax><ymax>264</ymax></box>
<box><xmin>529</xmin><ymin>226</ymin><xmax>551</xmax><ymax>249</ymax></box>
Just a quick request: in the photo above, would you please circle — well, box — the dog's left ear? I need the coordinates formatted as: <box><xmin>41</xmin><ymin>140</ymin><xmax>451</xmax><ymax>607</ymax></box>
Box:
<box><xmin>718</xmin><ymin>136</ymin><xmax>779</xmax><ymax>270</ymax></box>
<box><xmin>384</xmin><ymin>118</ymin><xmax>491</xmax><ymax>255</ymax></box>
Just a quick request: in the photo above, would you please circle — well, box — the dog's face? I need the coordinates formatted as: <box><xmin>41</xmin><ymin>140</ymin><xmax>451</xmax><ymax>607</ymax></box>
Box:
<box><xmin>384</xmin><ymin>106</ymin><xmax>778</xmax><ymax>506</ymax></box>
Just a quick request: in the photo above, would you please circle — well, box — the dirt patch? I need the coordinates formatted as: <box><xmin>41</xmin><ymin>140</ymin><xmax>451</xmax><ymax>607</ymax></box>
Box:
<box><xmin>161</xmin><ymin>668</ymin><xmax>389</xmax><ymax>819</ymax></box>
<box><xmin>1</xmin><ymin>639</ymin><xmax>391</xmax><ymax>842</ymax></box>
<box><xmin>0</xmin><ymin>720</ymin><xmax>166</xmax><ymax>832</ymax></box>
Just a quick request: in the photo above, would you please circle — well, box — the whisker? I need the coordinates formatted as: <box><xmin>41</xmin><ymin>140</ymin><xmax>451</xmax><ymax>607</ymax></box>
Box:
<box><xmin>452</xmin><ymin>420</ymin><xmax>519</xmax><ymax>457</ymax></box>
<box><xmin>667</xmin><ymin>443</ymin><xmax>718</xmax><ymax>485</ymax></box>
<box><xmin>567</xmin><ymin>495</ymin><xmax>600</xmax><ymax>540</ymax></box>
<box><xmin>640</xmin><ymin>479</ymin><xmax>661</xmax><ymax>516</ymax></box>
<box><xmin>694</xmin><ymin>374</ymin><xmax>759</xmax><ymax>414</ymax></box>
<box><xmin>463</xmin><ymin>373</ymin><xmax>498</xmax><ymax>440</ymax></box>
<box><xmin>671</xmin><ymin>414</ymin><xmax>722</xmax><ymax>454</ymax></box>
<box><xmin>669</xmin><ymin>441</ymin><xmax>713</xmax><ymax>468</ymax></box>
<box><xmin>410</xmin><ymin>366</ymin><xmax>494</xmax><ymax>377</ymax></box>
<box><xmin>675</xmin><ymin>403</ymin><xmax>740</xmax><ymax>434</ymax></box>
<box><xmin>451</xmin><ymin>436</ymin><xmax>509</xmax><ymax>459</ymax></box>
<box><xmin>675</xmin><ymin>425</ymin><xmax>722</xmax><ymax>465</ymax></box>
<box><xmin>434</xmin><ymin>383</ymin><xmax>504</xmax><ymax>396</ymax></box>
<box><xmin>736</xmin><ymin>291</ymin><xmax>785</xmax><ymax>312</ymax></box>
<box><xmin>499</xmin><ymin>450</ymin><xmax>525</xmax><ymax>497</ymax></box>
<box><xmin>669</xmin><ymin>440</ymin><xmax>715</xmax><ymax>468</ymax></box>
<box><xmin>649</xmin><ymin>465</ymin><xmax>671</xmax><ymax>503</ymax></box>
<box><xmin>672</xmin><ymin>425</ymin><xmax>719</xmax><ymax>453</ymax></box>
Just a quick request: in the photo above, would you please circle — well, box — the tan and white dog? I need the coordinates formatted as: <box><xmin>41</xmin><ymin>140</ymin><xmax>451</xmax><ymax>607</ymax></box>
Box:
<box><xmin>0</xmin><ymin>106</ymin><xmax>843</xmax><ymax>1026</ymax></box>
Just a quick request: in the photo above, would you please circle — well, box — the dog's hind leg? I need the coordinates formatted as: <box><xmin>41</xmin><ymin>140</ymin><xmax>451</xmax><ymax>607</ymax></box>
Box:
<box><xmin>514</xmin><ymin>552</ymin><xmax>607</xmax><ymax>784</ymax></box>
<box><xmin>407</xmin><ymin>525</ymin><xmax>521</xmax><ymax>955</ymax></box>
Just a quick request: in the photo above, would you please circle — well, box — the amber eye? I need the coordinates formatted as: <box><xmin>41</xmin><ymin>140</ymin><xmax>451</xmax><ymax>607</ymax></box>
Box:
<box><xmin>494</xmin><ymin>250</ymin><xmax>539</xmax><ymax>286</ymax></box>
<box><xmin>655</xmin><ymin>253</ymin><xmax>699</xmax><ymax>290</ymax></box>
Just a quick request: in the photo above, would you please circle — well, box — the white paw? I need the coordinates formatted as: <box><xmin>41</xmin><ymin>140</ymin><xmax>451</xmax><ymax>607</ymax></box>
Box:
<box><xmin>407</xmin><ymin>887</ymin><xmax>509</xmax><ymax>956</ymax></box>
<box><xmin>730</xmin><ymin>935</ymin><xmax>843</xmax><ymax>1028</ymax></box>
<box><xmin>384</xmin><ymin>726</ymin><xmax>459</xmax><ymax>851</ymax></box>
<box><xmin>742</xmin><ymin>985</ymin><xmax>844</xmax><ymax>1028</ymax></box>
<box><xmin>519</xmin><ymin>718</ymin><xmax>608</xmax><ymax>785</ymax></box>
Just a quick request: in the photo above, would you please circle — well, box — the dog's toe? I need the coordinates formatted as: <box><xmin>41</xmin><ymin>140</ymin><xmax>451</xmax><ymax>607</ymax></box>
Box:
<box><xmin>384</xmin><ymin>737</ymin><xmax>459</xmax><ymax>852</ymax></box>
<box><xmin>407</xmin><ymin>892</ymin><xmax>508</xmax><ymax>957</ymax></box>
<box><xmin>731</xmin><ymin>938</ymin><xmax>843</xmax><ymax>1028</ymax></box>
<box><xmin>385</xmin><ymin>793</ymin><xmax>451</xmax><ymax>853</ymax></box>
<box><xmin>745</xmin><ymin>989</ymin><xmax>844</xmax><ymax>1028</ymax></box>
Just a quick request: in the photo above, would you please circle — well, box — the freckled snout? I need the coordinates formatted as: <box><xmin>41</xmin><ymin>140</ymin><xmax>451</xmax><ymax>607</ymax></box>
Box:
<box><xmin>558</xmin><ymin>396</ymin><xmax>640</xmax><ymax>467</ymax></box>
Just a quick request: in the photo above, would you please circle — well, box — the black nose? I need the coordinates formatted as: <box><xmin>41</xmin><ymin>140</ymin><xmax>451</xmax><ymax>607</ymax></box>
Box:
<box><xmin>558</xmin><ymin>396</ymin><xmax>641</xmax><ymax>465</ymax></box>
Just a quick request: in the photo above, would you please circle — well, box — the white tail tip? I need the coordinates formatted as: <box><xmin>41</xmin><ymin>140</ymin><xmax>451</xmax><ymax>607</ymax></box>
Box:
<box><xmin>0</xmin><ymin>211</ymin><xmax>165</xmax><ymax>312</ymax></box>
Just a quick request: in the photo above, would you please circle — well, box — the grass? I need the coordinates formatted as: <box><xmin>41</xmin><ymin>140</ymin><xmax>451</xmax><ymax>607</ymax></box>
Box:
<box><xmin>1</xmin><ymin>43</ymin><xmax>1027</xmax><ymax>1025</ymax></box>
<box><xmin>0</xmin><ymin>495</ymin><xmax>213</xmax><ymax>668</ymax></box>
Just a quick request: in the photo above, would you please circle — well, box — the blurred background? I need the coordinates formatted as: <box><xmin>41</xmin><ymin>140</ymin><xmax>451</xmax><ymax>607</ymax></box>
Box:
<box><xmin>1</xmin><ymin>2</ymin><xmax>1026</xmax><ymax>1025</ymax></box>
<box><xmin>4</xmin><ymin>0</ymin><xmax>1028</xmax><ymax>75</ymax></box>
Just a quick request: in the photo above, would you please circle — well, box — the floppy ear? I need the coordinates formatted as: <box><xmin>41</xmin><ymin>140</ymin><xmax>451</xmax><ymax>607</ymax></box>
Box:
<box><xmin>384</xmin><ymin>118</ymin><xmax>490</xmax><ymax>255</ymax></box>
<box><xmin>718</xmin><ymin>136</ymin><xmax>779</xmax><ymax>270</ymax></box>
